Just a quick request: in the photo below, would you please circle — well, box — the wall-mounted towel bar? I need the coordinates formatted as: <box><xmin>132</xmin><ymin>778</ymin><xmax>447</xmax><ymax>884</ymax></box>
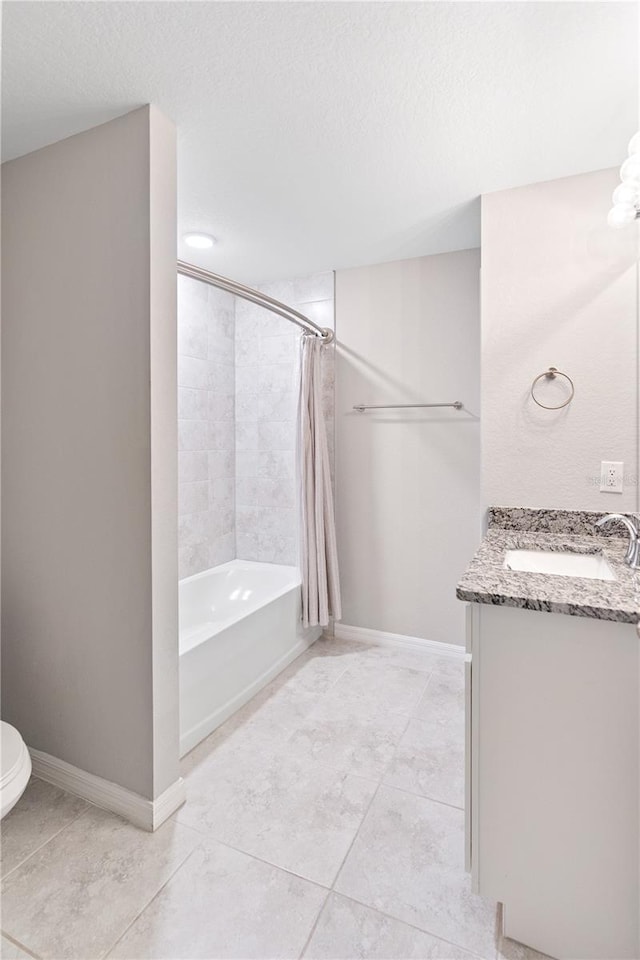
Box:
<box><xmin>353</xmin><ymin>402</ymin><xmax>463</xmax><ymax>412</ymax></box>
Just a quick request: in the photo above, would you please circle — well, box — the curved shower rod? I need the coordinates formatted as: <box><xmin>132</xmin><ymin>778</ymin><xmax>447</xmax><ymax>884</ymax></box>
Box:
<box><xmin>177</xmin><ymin>260</ymin><xmax>334</xmax><ymax>343</ymax></box>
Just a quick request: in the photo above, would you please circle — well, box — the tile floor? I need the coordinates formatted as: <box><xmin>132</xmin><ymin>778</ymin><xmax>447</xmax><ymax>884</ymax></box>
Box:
<box><xmin>0</xmin><ymin>637</ymin><xmax>550</xmax><ymax>960</ymax></box>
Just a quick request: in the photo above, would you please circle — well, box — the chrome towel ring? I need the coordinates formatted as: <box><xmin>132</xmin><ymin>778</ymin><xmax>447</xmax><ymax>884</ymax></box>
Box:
<box><xmin>530</xmin><ymin>367</ymin><xmax>575</xmax><ymax>410</ymax></box>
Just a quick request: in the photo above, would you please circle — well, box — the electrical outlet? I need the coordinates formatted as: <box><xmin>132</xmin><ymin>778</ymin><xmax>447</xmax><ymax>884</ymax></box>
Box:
<box><xmin>600</xmin><ymin>461</ymin><xmax>624</xmax><ymax>493</ymax></box>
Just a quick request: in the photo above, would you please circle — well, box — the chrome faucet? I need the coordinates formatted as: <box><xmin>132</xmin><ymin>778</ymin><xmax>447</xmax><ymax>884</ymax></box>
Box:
<box><xmin>595</xmin><ymin>514</ymin><xmax>640</xmax><ymax>569</ymax></box>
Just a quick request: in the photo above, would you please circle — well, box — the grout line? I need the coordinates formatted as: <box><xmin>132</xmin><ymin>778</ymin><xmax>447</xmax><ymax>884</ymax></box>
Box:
<box><xmin>297</xmin><ymin>887</ymin><xmax>332</xmax><ymax>960</ymax></box>
<box><xmin>325</xmin><ymin>891</ymin><xmax>489</xmax><ymax>960</ymax></box>
<box><xmin>377</xmin><ymin>779</ymin><xmax>465</xmax><ymax>813</ymax></box>
<box><xmin>0</xmin><ymin>794</ymin><xmax>93</xmax><ymax>884</ymax></box>
<box><xmin>99</xmin><ymin>843</ymin><xmax>203</xmax><ymax>960</ymax></box>
<box><xmin>0</xmin><ymin>930</ymin><xmax>43</xmax><ymax>960</ymax></box>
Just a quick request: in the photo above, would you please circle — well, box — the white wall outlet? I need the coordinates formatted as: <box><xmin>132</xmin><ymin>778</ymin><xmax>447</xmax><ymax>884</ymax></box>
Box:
<box><xmin>600</xmin><ymin>461</ymin><xmax>624</xmax><ymax>493</ymax></box>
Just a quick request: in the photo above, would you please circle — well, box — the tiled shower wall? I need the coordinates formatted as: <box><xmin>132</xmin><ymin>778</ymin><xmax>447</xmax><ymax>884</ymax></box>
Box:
<box><xmin>235</xmin><ymin>272</ymin><xmax>334</xmax><ymax>565</ymax></box>
<box><xmin>178</xmin><ymin>275</ymin><xmax>236</xmax><ymax>579</ymax></box>
<box><xmin>178</xmin><ymin>271</ymin><xmax>335</xmax><ymax>577</ymax></box>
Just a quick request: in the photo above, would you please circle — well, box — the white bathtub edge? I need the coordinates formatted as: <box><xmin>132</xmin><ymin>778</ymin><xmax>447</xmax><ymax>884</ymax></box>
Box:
<box><xmin>29</xmin><ymin>748</ymin><xmax>185</xmax><ymax>832</ymax></box>
<box><xmin>179</xmin><ymin>625</ymin><xmax>322</xmax><ymax>759</ymax></box>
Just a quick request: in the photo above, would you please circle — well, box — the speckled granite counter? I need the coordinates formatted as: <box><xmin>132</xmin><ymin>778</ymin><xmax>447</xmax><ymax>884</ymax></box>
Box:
<box><xmin>456</xmin><ymin>508</ymin><xmax>640</xmax><ymax>623</ymax></box>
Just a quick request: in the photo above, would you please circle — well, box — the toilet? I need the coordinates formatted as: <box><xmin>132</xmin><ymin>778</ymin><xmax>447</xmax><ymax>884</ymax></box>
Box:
<box><xmin>1</xmin><ymin>722</ymin><xmax>31</xmax><ymax>819</ymax></box>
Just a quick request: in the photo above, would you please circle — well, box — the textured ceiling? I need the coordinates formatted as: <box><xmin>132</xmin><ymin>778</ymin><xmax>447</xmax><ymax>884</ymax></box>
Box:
<box><xmin>2</xmin><ymin>1</ymin><xmax>638</xmax><ymax>282</ymax></box>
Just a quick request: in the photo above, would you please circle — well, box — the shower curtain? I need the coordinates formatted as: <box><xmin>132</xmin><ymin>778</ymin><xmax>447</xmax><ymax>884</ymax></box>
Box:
<box><xmin>298</xmin><ymin>334</ymin><xmax>342</xmax><ymax>628</ymax></box>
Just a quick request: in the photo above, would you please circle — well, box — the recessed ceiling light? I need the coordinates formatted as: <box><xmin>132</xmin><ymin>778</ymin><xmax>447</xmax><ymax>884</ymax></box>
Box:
<box><xmin>183</xmin><ymin>233</ymin><xmax>216</xmax><ymax>249</ymax></box>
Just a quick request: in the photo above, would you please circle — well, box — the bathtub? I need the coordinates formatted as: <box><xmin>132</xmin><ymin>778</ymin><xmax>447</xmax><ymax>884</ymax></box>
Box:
<box><xmin>179</xmin><ymin>559</ymin><xmax>322</xmax><ymax>757</ymax></box>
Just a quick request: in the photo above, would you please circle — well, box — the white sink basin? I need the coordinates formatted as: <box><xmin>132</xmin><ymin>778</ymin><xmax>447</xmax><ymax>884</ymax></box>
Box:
<box><xmin>504</xmin><ymin>549</ymin><xmax>616</xmax><ymax>581</ymax></box>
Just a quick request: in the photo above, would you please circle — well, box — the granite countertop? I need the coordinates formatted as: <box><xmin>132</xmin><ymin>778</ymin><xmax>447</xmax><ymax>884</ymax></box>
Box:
<box><xmin>456</xmin><ymin>508</ymin><xmax>640</xmax><ymax>623</ymax></box>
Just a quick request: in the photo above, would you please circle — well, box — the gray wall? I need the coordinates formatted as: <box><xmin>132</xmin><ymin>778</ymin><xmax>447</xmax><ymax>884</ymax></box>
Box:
<box><xmin>1</xmin><ymin>106</ymin><xmax>180</xmax><ymax>800</ymax></box>
<box><xmin>481</xmin><ymin>167</ymin><xmax>639</xmax><ymax>513</ymax></box>
<box><xmin>335</xmin><ymin>251</ymin><xmax>481</xmax><ymax>647</ymax></box>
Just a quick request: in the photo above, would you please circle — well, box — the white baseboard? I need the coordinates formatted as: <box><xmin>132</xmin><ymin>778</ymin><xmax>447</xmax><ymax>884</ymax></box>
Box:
<box><xmin>179</xmin><ymin>626</ymin><xmax>322</xmax><ymax>758</ymax></box>
<box><xmin>29</xmin><ymin>749</ymin><xmax>185</xmax><ymax>832</ymax></box>
<box><xmin>333</xmin><ymin>622</ymin><xmax>465</xmax><ymax>659</ymax></box>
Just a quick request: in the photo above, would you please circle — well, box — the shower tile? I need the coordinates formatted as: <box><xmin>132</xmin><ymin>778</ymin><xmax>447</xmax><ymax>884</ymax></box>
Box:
<box><xmin>175</xmin><ymin>749</ymin><xmax>377</xmax><ymax>887</ymax></box>
<box><xmin>259</xmin><ymin>363</ymin><xmax>295</xmax><ymax>392</ymax></box>
<box><xmin>294</xmin><ymin>273</ymin><xmax>334</xmax><ymax>303</ymax></box>
<box><xmin>258</xmin><ymin>391</ymin><xmax>294</xmax><ymax>422</ymax></box>
<box><xmin>209</xmin><ymin>478</ymin><xmax>234</xmax><ymax>502</ymax></box>
<box><xmin>235</xmin><ymin>300</ymin><xmax>263</xmax><ymax>339</ymax></box>
<box><xmin>180</xmin><ymin>451</ymin><xmax>209</xmax><ymax>483</ymax></box>
<box><xmin>178</xmin><ymin>355</ymin><xmax>208</xmax><ymax>390</ymax></box>
<box><xmin>178</xmin><ymin>419</ymin><xmax>208</xmax><ymax>452</ymax></box>
<box><xmin>208</xmin><ymin>449</ymin><xmax>234</xmax><ymax>479</ymax></box>
<box><xmin>209</xmin><ymin>534</ymin><xmax>235</xmax><ymax>567</ymax></box>
<box><xmin>179</xmin><ymin>543</ymin><xmax>209</xmax><ymax>579</ymax></box>
<box><xmin>207</xmin><ymin>420</ymin><xmax>234</xmax><ymax>452</ymax></box>
<box><xmin>236</xmin><ymin>532</ymin><xmax>260</xmax><ymax>561</ymax></box>
<box><xmin>209</xmin><ymin>333</ymin><xmax>234</xmax><ymax>365</ymax></box>
<box><xmin>256</xmin><ymin>478</ymin><xmax>295</xmax><ymax>508</ymax></box>
<box><xmin>236</xmin><ymin>450</ymin><xmax>260</xmax><ymax>478</ymax></box>
<box><xmin>334</xmin><ymin>787</ymin><xmax>499</xmax><ymax>958</ymax></box>
<box><xmin>179</xmin><ymin>273</ymin><xmax>208</xmax><ymax>303</ymax></box>
<box><xmin>178</xmin><ymin>311</ymin><xmax>208</xmax><ymax>360</ymax></box>
<box><xmin>236</xmin><ymin>422</ymin><xmax>259</xmax><ymax>450</ymax></box>
<box><xmin>207</xmin><ymin>361</ymin><xmax>234</xmax><ymax>394</ymax></box>
<box><xmin>236</xmin><ymin>506</ymin><xmax>260</xmax><ymax>534</ymax></box>
<box><xmin>304</xmin><ymin>893</ymin><xmax>480</xmax><ymax>960</ymax></box>
<box><xmin>107</xmin><ymin>840</ymin><xmax>326</xmax><ymax>960</ymax></box>
<box><xmin>236</xmin><ymin>477</ymin><xmax>261</xmax><ymax>507</ymax></box>
<box><xmin>178</xmin><ymin>386</ymin><xmax>207</xmax><ymax>421</ymax></box>
<box><xmin>300</xmin><ymin>299</ymin><xmax>334</xmax><ymax>330</ymax></box>
<box><xmin>258</xmin><ymin>450</ymin><xmax>295</xmax><ymax>480</ymax></box>
<box><xmin>179</xmin><ymin>480</ymin><xmax>209</xmax><ymax>517</ymax></box>
<box><xmin>258</xmin><ymin>278</ymin><xmax>295</xmax><ymax>305</ymax></box>
<box><xmin>236</xmin><ymin>338</ymin><xmax>260</xmax><ymax>366</ymax></box>
<box><xmin>258</xmin><ymin>420</ymin><xmax>295</xmax><ymax>451</ymax></box>
<box><xmin>0</xmin><ymin>807</ymin><xmax>199</xmax><ymax>960</ymax></box>
<box><xmin>208</xmin><ymin>307</ymin><xmax>235</xmax><ymax>340</ymax></box>
<box><xmin>235</xmin><ymin>393</ymin><xmax>259</xmax><ymax>422</ymax></box>
<box><xmin>179</xmin><ymin>513</ymin><xmax>208</xmax><ymax>549</ymax></box>
<box><xmin>260</xmin><ymin>334</ymin><xmax>296</xmax><ymax>364</ymax></box>
<box><xmin>208</xmin><ymin>506</ymin><xmax>234</xmax><ymax>539</ymax></box>
<box><xmin>207</xmin><ymin>287</ymin><xmax>235</xmax><ymax>313</ymax></box>
<box><xmin>257</xmin><ymin>506</ymin><xmax>296</xmax><ymax>538</ymax></box>
<box><xmin>235</xmin><ymin>364</ymin><xmax>260</xmax><ymax>396</ymax></box>
<box><xmin>207</xmin><ymin>392</ymin><xmax>234</xmax><ymax>422</ymax></box>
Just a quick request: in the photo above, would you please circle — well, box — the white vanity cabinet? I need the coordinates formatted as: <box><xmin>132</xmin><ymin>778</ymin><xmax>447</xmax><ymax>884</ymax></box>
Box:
<box><xmin>465</xmin><ymin>602</ymin><xmax>639</xmax><ymax>960</ymax></box>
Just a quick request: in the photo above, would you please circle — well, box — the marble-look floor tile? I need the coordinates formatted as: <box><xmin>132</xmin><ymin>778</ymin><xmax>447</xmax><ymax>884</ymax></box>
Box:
<box><xmin>287</xmin><ymin>700</ymin><xmax>411</xmax><ymax>779</ymax></box>
<box><xmin>318</xmin><ymin>661</ymin><xmax>431</xmax><ymax>717</ymax></box>
<box><xmin>383</xmin><ymin>715</ymin><xmax>465</xmax><ymax>808</ymax></box>
<box><xmin>498</xmin><ymin>936</ymin><xmax>554</xmax><ymax>960</ymax></box>
<box><xmin>0</xmin><ymin>936</ymin><xmax>35</xmax><ymax>959</ymax></box>
<box><xmin>414</xmin><ymin>666</ymin><xmax>465</xmax><ymax>723</ymax></box>
<box><xmin>108</xmin><ymin>839</ymin><xmax>326</xmax><ymax>960</ymax></box>
<box><xmin>0</xmin><ymin>777</ymin><xmax>89</xmax><ymax>878</ymax></box>
<box><xmin>1</xmin><ymin>806</ymin><xmax>199</xmax><ymax>960</ymax></box>
<box><xmin>176</xmin><ymin>749</ymin><xmax>377</xmax><ymax>886</ymax></box>
<box><xmin>334</xmin><ymin>787</ymin><xmax>498</xmax><ymax>958</ymax></box>
<box><xmin>304</xmin><ymin>893</ymin><xmax>484</xmax><ymax>959</ymax></box>
<box><xmin>312</xmin><ymin>638</ymin><xmax>442</xmax><ymax>674</ymax></box>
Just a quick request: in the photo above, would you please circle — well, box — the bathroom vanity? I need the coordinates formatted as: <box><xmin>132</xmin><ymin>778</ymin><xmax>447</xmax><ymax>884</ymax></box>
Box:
<box><xmin>457</xmin><ymin>508</ymin><xmax>640</xmax><ymax>960</ymax></box>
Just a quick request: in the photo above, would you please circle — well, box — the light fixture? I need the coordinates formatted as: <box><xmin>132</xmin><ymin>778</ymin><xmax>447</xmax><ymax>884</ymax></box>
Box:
<box><xmin>607</xmin><ymin>131</ymin><xmax>640</xmax><ymax>228</ymax></box>
<box><xmin>183</xmin><ymin>233</ymin><xmax>216</xmax><ymax>250</ymax></box>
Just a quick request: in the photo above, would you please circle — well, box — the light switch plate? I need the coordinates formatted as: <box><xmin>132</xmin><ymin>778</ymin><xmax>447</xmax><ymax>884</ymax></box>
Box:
<box><xmin>600</xmin><ymin>461</ymin><xmax>624</xmax><ymax>493</ymax></box>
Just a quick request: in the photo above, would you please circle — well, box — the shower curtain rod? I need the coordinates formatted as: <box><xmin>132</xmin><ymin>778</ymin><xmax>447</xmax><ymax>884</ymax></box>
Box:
<box><xmin>177</xmin><ymin>260</ymin><xmax>334</xmax><ymax>343</ymax></box>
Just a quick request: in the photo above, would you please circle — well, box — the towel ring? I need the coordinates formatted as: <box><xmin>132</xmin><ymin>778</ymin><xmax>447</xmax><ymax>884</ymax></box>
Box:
<box><xmin>530</xmin><ymin>367</ymin><xmax>574</xmax><ymax>410</ymax></box>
